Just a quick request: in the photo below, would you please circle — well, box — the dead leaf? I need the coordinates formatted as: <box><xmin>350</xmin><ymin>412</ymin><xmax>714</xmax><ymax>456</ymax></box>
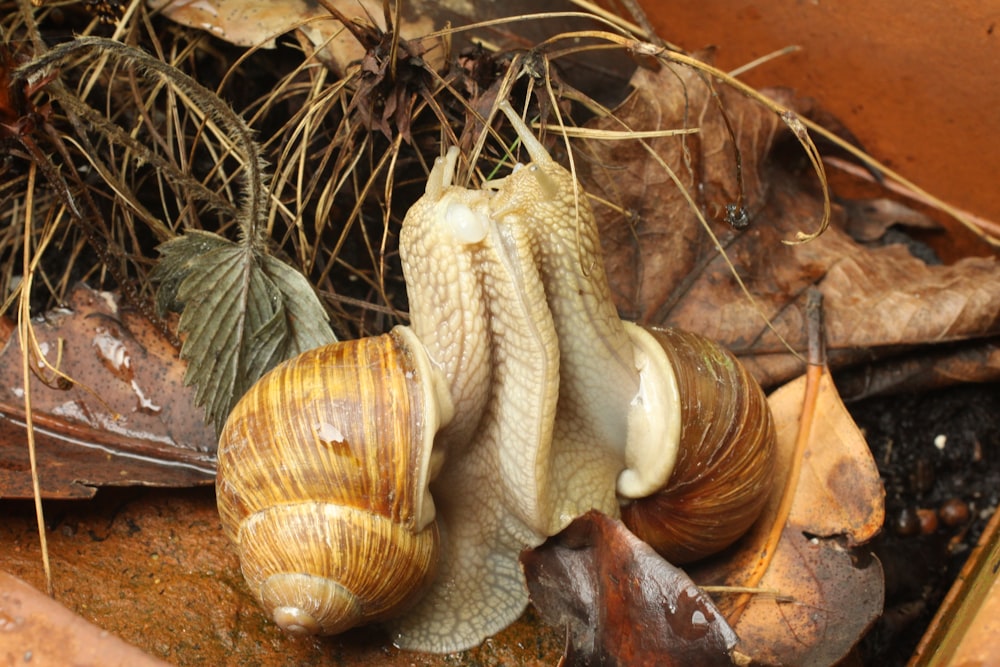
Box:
<box><xmin>146</xmin><ymin>0</ymin><xmax>439</xmax><ymax>72</ymax></box>
<box><xmin>0</xmin><ymin>284</ymin><xmax>216</xmax><ymax>498</ymax></box>
<box><xmin>835</xmin><ymin>338</ymin><xmax>1000</xmax><ymax>400</ymax></box>
<box><xmin>580</xmin><ymin>65</ymin><xmax>1000</xmax><ymax>388</ymax></box>
<box><xmin>0</xmin><ymin>570</ymin><xmax>171</xmax><ymax>666</ymax></box>
<box><xmin>779</xmin><ymin>372</ymin><xmax>885</xmax><ymax>542</ymax></box>
<box><xmin>840</xmin><ymin>197</ymin><xmax>942</xmax><ymax>244</ymax></box>
<box><xmin>691</xmin><ymin>368</ymin><xmax>885</xmax><ymax>665</ymax></box>
<box><xmin>521</xmin><ymin>511</ymin><xmax>739</xmax><ymax>667</ymax></box>
<box><xmin>722</xmin><ymin>525</ymin><xmax>883</xmax><ymax>666</ymax></box>
<box><xmin>579</xmin><ymin>61</ymin><xmax>784</xmax><ymax>323</ymax></box>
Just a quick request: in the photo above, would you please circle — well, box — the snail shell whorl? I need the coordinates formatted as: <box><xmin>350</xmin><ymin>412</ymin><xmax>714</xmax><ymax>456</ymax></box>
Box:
<box><xmin>621</xmin><ymin>327</ymin><xmax>776</xmax><ymax>564</ymax></box>
<box><xmin>216</xmin><ymin>327</ymin><xmax>444</xmax><ymax>635</ymax></box>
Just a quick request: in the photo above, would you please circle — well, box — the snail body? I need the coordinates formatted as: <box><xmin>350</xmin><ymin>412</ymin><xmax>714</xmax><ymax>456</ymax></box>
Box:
<box><xmin>216</xmin><ymin>102</ymin><xmax>775</xmax><ymax>653</ymax></box>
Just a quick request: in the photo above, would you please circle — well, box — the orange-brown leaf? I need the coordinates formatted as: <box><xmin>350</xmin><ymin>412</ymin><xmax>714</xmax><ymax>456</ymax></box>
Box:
<box><xmin>691</xmin><ymin>368</ymin><xmax>885</xmax><ymax>665</ymax></box>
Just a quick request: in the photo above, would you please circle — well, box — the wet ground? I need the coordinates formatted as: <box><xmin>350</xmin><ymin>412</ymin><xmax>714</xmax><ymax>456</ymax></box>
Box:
<box><xmin>848</xmin><ymin>381</ymin><xmax>1000</xmax><ymax>663</ymax></box>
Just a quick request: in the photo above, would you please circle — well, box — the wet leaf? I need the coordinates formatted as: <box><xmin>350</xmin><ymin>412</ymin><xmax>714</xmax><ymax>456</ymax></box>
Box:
<box><xmin>0</xmin><ymin>570</ymin><xmax>171</xmax><ymax>666</ymax></box>
<box><xmin>152</xmin><ymin>230</ymin><xmax>335</xmax><ymax>433</ymax></box>
<box><xmin>521</xmin><ymin>511</ymin><xmax>739</xmax><ymax>667</ymax></box>
<box><xmin>0</xmin><ymin>285</ymin><xmax>216</xmax><ymax>498</ymax></box>
<box><xmin>723</xmin><ymin>524</ymin><xmax>884</xmax><ymax>666</ymax></box>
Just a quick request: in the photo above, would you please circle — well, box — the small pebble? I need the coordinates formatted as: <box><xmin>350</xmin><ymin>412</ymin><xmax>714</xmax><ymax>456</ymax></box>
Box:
<box><xmin>894</xmin><ymin>507</ymin><xmax>921</xmax><ymax>537</ymax></box>
<box><xmin>938</xmin><ymin>498</ymin><xmax>970</xmax><ymax>527</ymax></box>
<box><xmin>916</xmin><ymin>508</ymin><xmax>939</xmax><ymax>534</ymax></box>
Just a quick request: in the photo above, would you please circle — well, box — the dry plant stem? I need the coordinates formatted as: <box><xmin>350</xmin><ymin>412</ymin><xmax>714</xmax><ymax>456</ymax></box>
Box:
<box><xmin>727</xmin><ymin>290</ymin><xmax>826</xmax><ymax>625</ymax></box>
<box><xmin>727</xmin><ymin>45</ymin><xmax>802</xmax><ymax>78</ymax></box>
<box><xmin>532</xmin><ymin>125</ymin><xmax>698</xmax><ymax>140</ymax></box>
<box><xmin>48</xmin><ymin>97</ymin><xmax>209</xmax><ymax>241</ymax></box>
<box><xmin>613</xmin><ymin>0</ymin><xmax>662</xmax><ymax>44</ymax></box>
<box><xmin>37</xmin><ymin>106</ymin><xmax>181</xmax><ymax>345</ymax></box>
<box><xmin>804</xmin><ymin>288</ymin><xmax>826</xmax><ymax>368</ymax></box>
<box><xmin>567</xmin><ymin>0</ymin><xmax>681</xmax><ymax>49</ymax></box>
<box><xmin>16</xmin><ymin>0</ymin><xmax>44</xmax><ymax>52</ymax></box>
<box><xmin>9</xmin><ymin>25</ymin><xmax>213</xmax><ymax>342</ymax></box>
<box><xmin>18</xmin><ymin>162</ymin><xmax>52</xmax><ymax>596</ymax></box>
<box><xmin>16</xmin><ymin>37</ymin><xmax>270</xmax><ymax>250</ymax></box>
<box><xmin>380</xmin><ymin>132</ymin><xmax>405</xmax><ymax>300</ymax></box>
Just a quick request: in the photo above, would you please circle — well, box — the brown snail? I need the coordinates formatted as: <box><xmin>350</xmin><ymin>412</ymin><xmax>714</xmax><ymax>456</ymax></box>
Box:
<box><xmin>216</xmin><ymin>102</ymin><xmax>776</xmax><ymax>653</ymax></box>
<box><xmin>216</xmin><ymin>327</ymin><xmax>451</xmax><ymax>636</ymax></box>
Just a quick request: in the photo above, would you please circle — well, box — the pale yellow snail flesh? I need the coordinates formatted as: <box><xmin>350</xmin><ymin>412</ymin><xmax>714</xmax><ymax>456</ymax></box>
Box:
<box><xmin>216</xmin><ymin>101</ymin><xmax>775</xmax><ymax>653</ymax></box>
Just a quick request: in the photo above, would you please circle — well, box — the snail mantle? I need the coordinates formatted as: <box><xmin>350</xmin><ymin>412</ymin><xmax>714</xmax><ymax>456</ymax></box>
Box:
<box><xmin>215</xmin><ymin>102</ymin><xmax>776</xmax><ymax>653</ymax></box>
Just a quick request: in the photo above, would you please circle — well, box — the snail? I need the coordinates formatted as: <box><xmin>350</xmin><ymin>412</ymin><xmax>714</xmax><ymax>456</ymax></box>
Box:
<box><xmin>215</xmin><ymin>101</ymin><xmax>776</xmax><ymax>653</ymax></box>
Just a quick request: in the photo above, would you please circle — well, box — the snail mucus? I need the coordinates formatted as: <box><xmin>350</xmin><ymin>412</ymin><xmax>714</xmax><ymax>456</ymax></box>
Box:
<box><xmin>215</xmin><ymin>102</ymin><xmax>777</xmax><ymax>653</ymax></box>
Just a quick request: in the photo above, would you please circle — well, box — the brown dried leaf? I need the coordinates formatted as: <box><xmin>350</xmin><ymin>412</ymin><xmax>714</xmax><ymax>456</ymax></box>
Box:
<box><xmin>725</xmin><ymin>191</ymin><xmax>1000</xmax><ymax>386</ymax></box>
<box><xmin>521</xmin><ymin>511</ymin><xmax>739</xmax><ymax>667</ymax></box>
<box><xmin>581</xmin><ymin>65</ymin><xmax>1000</xmax><ymax>387</ymax></box>
<box><xmin>691</xmin><ymin>369</ymin><xmax>885</xmax><ymax>665</ymax></box>
<box><xmin>836</xmin><ymin>338</ymin><xmax>1000</xmax><ymax>400</ymax></box>
<box><xmin>723</xmin><ymin>524</ymin><xmax>883</xmax><ymax>666</ymax></box>
<box><xmin>580</xmin><ymin>62</ymin><xmax>785</xmax><ymax>323</ymax></box>
<box><xmin>840</xmin><ymin>197</ymin><xmax>942</xmax><ymax>244</ymax></box>
<box><xmin>781</xmin><ymin>374</ymin><xmax>885</xmax><ymax>542</ymax></box>
<box><xmin>146</xmin><ymin>0</ymin><xmax>438</xmax><ymax>72</ymax></box>
<box><xmin>0</xmin><ymin>284</ymin><xmax>216</xmax><ymax>498</ymax></box>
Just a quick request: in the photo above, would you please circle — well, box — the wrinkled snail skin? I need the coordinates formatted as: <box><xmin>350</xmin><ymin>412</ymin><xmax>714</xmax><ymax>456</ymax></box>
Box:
<box><xmin>391</xmin><ymin>103</ymin><xmax>752</xmax><ymax>651</ymax></box>
<box><xmin>216</xmin><ymin>101</ymin><xmax>777</xmax><ymax>654</ymax></box>
<box><xmin>396</xmin><ymin>141</ymin><xmax>568</xmax><ymax>651</ymax></box>
<box><xmin>392</xmin><ymin>107</ymin><xmax>659</xmax><ymax>651</ymax></box>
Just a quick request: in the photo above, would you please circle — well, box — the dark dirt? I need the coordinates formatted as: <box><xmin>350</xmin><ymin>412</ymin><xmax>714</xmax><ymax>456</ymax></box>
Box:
<box><xmin>846</xmin><ymin>381</ymin><xmax>1000</xmax><ymax>664</ymax></box>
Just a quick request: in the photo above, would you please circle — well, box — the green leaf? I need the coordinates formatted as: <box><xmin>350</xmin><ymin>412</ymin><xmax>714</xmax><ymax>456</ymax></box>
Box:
<box><xmin>151</xmin><ymin>231</ymin><xmax>336</xmax><ymax>434</ymax></box>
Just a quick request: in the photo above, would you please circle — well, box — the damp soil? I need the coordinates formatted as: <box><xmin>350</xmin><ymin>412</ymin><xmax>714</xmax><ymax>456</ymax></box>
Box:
<box><xmin>1</xmin><ymin>381</ymin><xmax>997</xmax><ymax>665</ymax></box>
<box><xmin>846</xmin><ymin>381</ymin><xmax>1000</xmax><ymax>664</ymax></box>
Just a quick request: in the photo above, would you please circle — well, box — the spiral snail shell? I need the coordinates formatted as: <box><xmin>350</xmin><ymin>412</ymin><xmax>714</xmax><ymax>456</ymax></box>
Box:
<box><xmin>216</xmin><ymin>327</ymin><xmax>452</xmax><ymax>635</ymax></box>
<box><xmin>216</xmin><ymin>101</ymin><xmax>776</xmax><ymax>653</ymax></box>
<box><xmin>620</xmin><ymin>326</ymin><xmax>775</xmax><ymax>564</ymax></box>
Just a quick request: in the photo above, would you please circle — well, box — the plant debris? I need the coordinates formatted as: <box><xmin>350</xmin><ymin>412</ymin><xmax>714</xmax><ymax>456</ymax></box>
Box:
<box><xmin>1</xmin><ymin>0</ymin><xmax>998</xmax><ymax>664</ymax></box>
<box><xmin>521</xmin><ymin>511</ymin><xmax>740</xmax><ymax>667</ymax></box>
